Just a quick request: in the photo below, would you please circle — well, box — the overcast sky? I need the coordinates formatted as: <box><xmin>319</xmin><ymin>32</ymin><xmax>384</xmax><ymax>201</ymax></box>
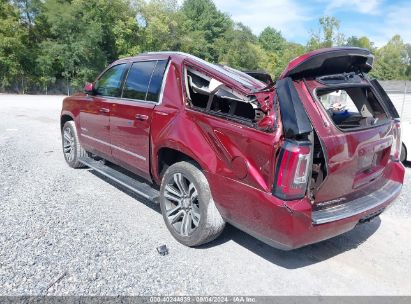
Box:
<box><xmin>204</xmin><ymin>0</ymin><xmax>411</xmax><ymax>47</ymax></box>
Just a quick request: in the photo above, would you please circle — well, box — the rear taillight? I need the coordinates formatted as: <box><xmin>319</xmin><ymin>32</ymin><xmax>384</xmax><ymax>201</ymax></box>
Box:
<box><xmin>273</xmin><ymin>140</ymin><xmax>312</xmax><ymax>200</ymax></box>
<box><xmin>390</xmin><ymin>120</ymin><xmax>401</xmax><ymax>162</ymax></box>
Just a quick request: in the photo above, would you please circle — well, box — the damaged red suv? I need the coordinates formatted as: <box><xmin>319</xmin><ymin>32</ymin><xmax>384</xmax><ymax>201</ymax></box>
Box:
<box><xmin>61</xmin><ymin>48</ymin><xmax>404</xmax><ymax>250</ymax></box>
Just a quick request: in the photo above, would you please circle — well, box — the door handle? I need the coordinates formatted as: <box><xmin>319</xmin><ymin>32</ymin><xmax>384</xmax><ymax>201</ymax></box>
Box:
<box><xmin>99</xmin><ymin>108</ymin><xmax>110</xmax><ymax>113</ymax></box>
<box><xmin>135</xmin><ymin>114</ymin><xmax>149</xmax><ymax>121</ymax></box>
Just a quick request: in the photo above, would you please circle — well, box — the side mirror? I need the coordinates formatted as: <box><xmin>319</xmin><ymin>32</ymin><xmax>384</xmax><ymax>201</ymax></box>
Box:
<box><xmin>84</xmin><ymin>83</ymin><xmax>94</xmax><ymax>94</ymax></box>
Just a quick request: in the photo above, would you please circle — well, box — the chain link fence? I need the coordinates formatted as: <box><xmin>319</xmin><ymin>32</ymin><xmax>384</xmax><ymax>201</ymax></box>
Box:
<box><xmin>2</xmin><ymin>79</ymin><xmax>410</xmax><ymax>123</ymax></box>
<box><xmin>380</xmin><ymin>81</ymin><xmax>411</xmax><ymax>122</ymax></box>
<box><xmin>0</xmin><ymin>79</ymin><xmax>78</xmax><ymax>96</ymax></box>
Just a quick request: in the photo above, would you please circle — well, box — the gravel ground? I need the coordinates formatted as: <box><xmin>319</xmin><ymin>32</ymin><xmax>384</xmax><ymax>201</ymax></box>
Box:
<box><xmin>0</xmin><ymin>94</ymin><xmax>410</xmax><ymax>296</ymax></box>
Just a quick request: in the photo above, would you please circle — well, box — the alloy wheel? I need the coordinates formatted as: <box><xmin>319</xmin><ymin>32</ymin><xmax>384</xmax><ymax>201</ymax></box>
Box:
<box><xmin>163</xmin><ymin>172</ymin><xmax>201</xmax><ymax>236</ymax></box>
<box><xmin>63</xmin><ymin>126</ymin><xmax>75</xmax><ymax>162</ymax></box>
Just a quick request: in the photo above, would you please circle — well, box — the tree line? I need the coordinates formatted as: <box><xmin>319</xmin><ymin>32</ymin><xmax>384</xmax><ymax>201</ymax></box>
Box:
<box><xmin>1</xmin><ymin>0</ymin><xmax>410</xmax><ymax>94</ymax></box>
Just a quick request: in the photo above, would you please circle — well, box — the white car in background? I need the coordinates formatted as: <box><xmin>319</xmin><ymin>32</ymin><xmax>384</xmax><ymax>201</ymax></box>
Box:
<box><xmin>401</xmin><ymin>121</ymin><xmax>411</xmax><ymax>163</ymax></box>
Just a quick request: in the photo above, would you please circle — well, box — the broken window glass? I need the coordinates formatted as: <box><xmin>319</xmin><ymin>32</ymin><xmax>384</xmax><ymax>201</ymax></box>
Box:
<box><xmin>184</xmin><ymin>68</ymin><xmax>264</xmax><ymax>125</ymax></box>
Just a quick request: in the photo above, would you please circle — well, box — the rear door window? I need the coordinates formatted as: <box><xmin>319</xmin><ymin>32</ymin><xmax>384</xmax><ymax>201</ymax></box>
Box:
<box><xmin>122</xmin><ymin>61</ymin><xmax>157</xmax><ymax>101</ymax></box>
<box><xmin>95</xmin><ymin>64</ymin><xmax>127</xmax><ymax>97</ymax></box>
<box><xmin>147</xmin><ymin>60</ymin><xmax>168</xmax><ymax>102</ymax></box>
<box><xmin>122</xmin><ymin>60</ymin><xmax>168</xmax><ymax>102</ymax></box>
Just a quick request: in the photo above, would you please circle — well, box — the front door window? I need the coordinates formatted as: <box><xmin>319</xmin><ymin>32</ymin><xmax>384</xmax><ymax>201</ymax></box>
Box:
<box><xmin>94</xmin><ymin>64</ymin><xmax>127</xmax><ymax>97</ymax></box>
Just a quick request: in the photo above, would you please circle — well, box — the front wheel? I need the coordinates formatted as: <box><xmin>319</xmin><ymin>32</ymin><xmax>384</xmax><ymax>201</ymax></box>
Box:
<box><xmin>159</xmin><ymin>161</ymin><xmax>225</xmax><ymax>247</ymax></box>
<box><xmin>62</xmin><ymin>120</ymin><xmax>87</xmax><ymax>168</ymax></box>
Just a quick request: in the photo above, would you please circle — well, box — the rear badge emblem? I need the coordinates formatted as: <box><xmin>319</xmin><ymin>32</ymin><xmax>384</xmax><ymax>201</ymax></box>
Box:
<box><xmin>318</xmin><ymin>197</ymin><xmax>347</xmax><ymax>207</ymax></box>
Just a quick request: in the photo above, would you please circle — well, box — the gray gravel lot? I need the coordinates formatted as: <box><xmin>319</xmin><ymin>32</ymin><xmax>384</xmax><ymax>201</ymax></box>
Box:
<box><xmin>0</xmin><ymin>94</ymin><xmax>410</xmax><ymax>296</ymax></box>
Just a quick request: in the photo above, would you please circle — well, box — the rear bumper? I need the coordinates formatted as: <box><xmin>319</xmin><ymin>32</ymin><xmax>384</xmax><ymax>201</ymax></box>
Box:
<box><xmin>208</xmin><ymin>162</ymin><xmax>404</xmax><ymax>250</ymax></box>
<box><xmin>312</xmin><ymin>180</ymin><xmax>402</xmax><ymax>225</ymax></box>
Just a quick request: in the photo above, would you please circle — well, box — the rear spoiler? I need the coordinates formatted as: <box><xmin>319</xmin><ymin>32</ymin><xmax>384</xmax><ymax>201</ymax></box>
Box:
<box><xmin>280</xmin><ymin>48</ymin><xmax>374</xmax><ymax>79</ymax></box>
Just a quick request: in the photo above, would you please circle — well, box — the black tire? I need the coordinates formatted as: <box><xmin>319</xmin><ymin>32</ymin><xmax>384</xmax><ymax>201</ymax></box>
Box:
<box><xmin>62</xmin><ymin>120</ymin><xmax>87</xmax><ymax>168</ymax></box>
<box><xmin>160</xmin><ymin>161</ymin><xmax>225</xmax><ymax>247</ymax></box>
<box><xmin>401</xmin><ymin>143</ymin><xmax>407</xmax><ymax>164</ymax></box>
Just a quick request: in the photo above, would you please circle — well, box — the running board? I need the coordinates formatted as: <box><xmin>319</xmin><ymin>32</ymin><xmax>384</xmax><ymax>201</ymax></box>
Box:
<box><xmin>78</xmin><ymin>157</ymin><xmax>159</xmax><ymax>201</ymax></box>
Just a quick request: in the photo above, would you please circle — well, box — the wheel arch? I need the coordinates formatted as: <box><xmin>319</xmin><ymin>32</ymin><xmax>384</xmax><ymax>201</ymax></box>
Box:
<box><xmin>155</xmin><ymin>146</ymin><xmax>204</xmax><ymax>184</ymax></box>
<box><xmin>60</xmin><ymin>113</ymin><xmax>74</xmax><ymax>130</ymax></box>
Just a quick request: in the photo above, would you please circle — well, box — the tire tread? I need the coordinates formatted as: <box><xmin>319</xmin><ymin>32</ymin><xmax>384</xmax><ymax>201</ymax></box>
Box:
<box><xmin>63</xmin><ymin>120</ymin><xmax>87</xmax><ymax>168</ymax></box>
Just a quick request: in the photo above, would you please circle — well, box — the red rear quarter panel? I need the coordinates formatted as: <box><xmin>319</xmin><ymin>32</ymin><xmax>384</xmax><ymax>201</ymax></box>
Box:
<box><xmin>150</xmin><ymin>56</ymin><xmax>281</xmax><ymax>211</ymax></box>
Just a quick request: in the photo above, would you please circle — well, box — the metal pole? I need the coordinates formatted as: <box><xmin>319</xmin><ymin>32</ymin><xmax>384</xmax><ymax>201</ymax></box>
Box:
<box><xmin>401</xmin><ymin>80</ymin><xmax>407</xmax><ymax>119</ymax></box>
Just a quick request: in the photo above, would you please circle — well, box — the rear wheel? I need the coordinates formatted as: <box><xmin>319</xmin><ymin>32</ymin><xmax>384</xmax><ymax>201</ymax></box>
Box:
<box><xmin>62</xmin><ymin>120</ymin><xmax>87</xmax><ymax>168</ymax></box>
<box><xmin>159</xmin><ymin>161</ymin><xmax>225</xmax><ymax>247</ymax></box>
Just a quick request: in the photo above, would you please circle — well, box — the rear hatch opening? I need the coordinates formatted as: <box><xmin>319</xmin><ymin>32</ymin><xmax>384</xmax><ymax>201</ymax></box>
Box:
<box><xmin>304</xmin><ymin>77</ymin><xmax>398</xmax><ymax>201</ymax></box>
<box><xmin>315</xmin><ymin>84</ymin><xmax>389</xmax><ymax>131</ymax></box>
<box><xmin>275</xmin><ymin>48</ymin><xmax>402</xmax><ymax>212</ymax></box>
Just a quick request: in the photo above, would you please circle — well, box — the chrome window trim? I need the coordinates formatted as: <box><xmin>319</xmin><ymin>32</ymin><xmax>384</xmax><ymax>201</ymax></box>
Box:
<box><xmin>81</xmin><ymin>133</ymin><xmax>146</xmax><ymax>161</ymax></box>
<box><xmin>90</xmin><ymin>95</ymin><xmax>147</xmax><ymax>105</ymax></box>
<box><xmin>116</xmin><ymin>97</ymin><xmax>150</xmax><ymax>104</ymax></box>
<box><xmin>157</xmin><ymin>60</ymin><xmax>171</xmax><ymax>105</ymax></box>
